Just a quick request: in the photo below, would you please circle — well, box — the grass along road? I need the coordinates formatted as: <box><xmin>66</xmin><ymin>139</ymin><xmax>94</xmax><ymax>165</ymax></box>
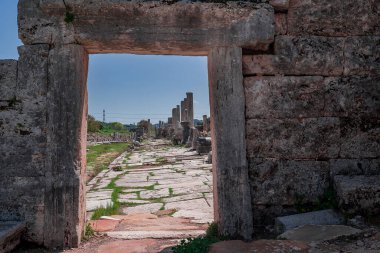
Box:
<box><xmin>86</xmin><ymin>142</ymin><xmax>131</xmax><ymax>181</ymax></box>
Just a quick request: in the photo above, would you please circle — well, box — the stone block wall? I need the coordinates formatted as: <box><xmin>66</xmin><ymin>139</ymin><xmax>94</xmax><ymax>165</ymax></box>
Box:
<box><xmin>0</xmin><ymin>44</ymin><xmax>88</xmax><ymax>247</ymax></box>
<box><xmin>243</xmin><ymin>0</ymin><xmax>380</xmax><ymax>227</ymax></box>
<box><xmin>0</xmin><ymin>46</ymin><xmax>48</xmax><ymax>244</ymax></box>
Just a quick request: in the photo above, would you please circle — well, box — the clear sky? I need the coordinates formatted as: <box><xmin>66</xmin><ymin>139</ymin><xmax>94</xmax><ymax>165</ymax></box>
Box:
<box><xmin>0</xmin><ymin>0</ymin><xmax>210</xmax><ymax>125</ymax></box>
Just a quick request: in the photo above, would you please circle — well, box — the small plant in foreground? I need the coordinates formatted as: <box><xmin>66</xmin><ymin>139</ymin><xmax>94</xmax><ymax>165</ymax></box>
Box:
<box><xmin>169</xmin><ymin>187</ymin><xmax>174</xmax><ymax>197</ymax></box>
<box><xmin>172</xmin><ymin>222</ymin><xmax>223</xmax><ymax>253</ymax></box>
<box><xmin>83</xmin><ymin>223</ymin><xmax>94</xmax><ymax>240</ymax></box>
<box><xmin>172</xmin><ymin>237</ymin><xmax>219</xmax><ymax>253</ymax></box>
<box><xmin>64</xmin><ymin>11</ymin><xmax>75</xmax><ymax>23</ymax></box>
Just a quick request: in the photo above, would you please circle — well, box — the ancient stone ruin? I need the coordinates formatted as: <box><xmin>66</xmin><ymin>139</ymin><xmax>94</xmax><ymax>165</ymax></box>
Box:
<box><xmin>0</xmin><ymin>0</ymin><xmax>379</xmax><ymax>250</ymax></box>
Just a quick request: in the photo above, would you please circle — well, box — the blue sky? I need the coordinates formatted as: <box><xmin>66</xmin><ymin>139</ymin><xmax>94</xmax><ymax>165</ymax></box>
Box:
<box><xmin>0</xmin><ymin>0</ymin><xmax>209</xmax><ymax>124</ymax></box>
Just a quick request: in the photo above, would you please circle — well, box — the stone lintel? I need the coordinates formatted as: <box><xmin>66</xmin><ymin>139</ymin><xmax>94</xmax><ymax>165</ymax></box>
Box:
<box><xmin>19</xmin><ymin>0</ymin><xmax>274</xmax><ymax>55</ymax></box>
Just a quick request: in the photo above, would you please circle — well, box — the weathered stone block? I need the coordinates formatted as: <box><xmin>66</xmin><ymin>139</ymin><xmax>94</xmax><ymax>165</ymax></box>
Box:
<box><xmin>344</xmin><ymin>36</ymin><xmax>380</xmax><ymax>76</ymax></box>
<box><xmin>19</xmin><ymin>1</ymin><xmax>275</xmax><ymax>54</ymax></box>
<box><xmin>324</xmin><ymin>76</ymin><xmax>380</xmax><ymax>117</ymax></box>
<box><xmin>334</xmin><ymin>175</ymin><xmax>380</xmax><ymax>215</ymax></box>
<box><xmin>339</xmin><ymin>117</ymin><xmax>380</xmax><ymax>158</ymax></box>
<box><xmin>0</xmin><ymin>136</ymin><xmax>46</xmax><ymax>177</ymax></box>
<box><xmin>244</xmin><ymin>76</ymin><xmax>324</xmax><ymax>119</ymax></box>
<box><xmin>243</xmin><ymin>36</ymin><xmax>344</xmax><ymax>76</ymax></box>
<box><xmin>17</xmin><ymin>45</ymin><xmax>49</xmax><ymax>100</ymax></box>
<box><xmin>244</xmin><ymin>76</ymin><xmax>379</xmax><ymax>119</ymax></box>
<box><xmin>269</xmin><ymin>0</ymin><xmax>289</xmax><ymax>11</ymax></box>
<box><xmin>330</xmin><ymin>159</ymin><xmax>380</xmax><ymax>176</ymax></box>
<box><xmin>0</xmin><ymin>60</ymin><xmax>17</xmax><ymax>101</ymax></box>
<box><xmin>246</xmin><ymin>118</ymin><xmax>340</xmax><ymax>159</ymax></box>
<box><xmin>18</xmin><ymin>0</ymin><xmax>76</xmax><ymax>45</ymax></box>
<box><xmin>249</xmin><ymin>158</ymin><xmax>330</xmax><ymax>205</ymax></box>
<box><xmin>287</xmin><ymin>0</ymin><xmax>380</xmax><ymax>36</ymax></box>
<box><xmin>275</xmin><ymin>14</ymin><xmax>287</xmax><ymax>35</ymax></box>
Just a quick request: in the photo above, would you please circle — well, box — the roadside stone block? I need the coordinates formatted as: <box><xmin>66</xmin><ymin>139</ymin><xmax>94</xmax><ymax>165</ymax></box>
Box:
<box><xmin>278</xmin><ymin>224</ymin><xmax>362</xmax><ymax>242</ymax></box>
<box><xmin>344</xmin><ymin>36</ymin><xmax>380</xmax><ymax>75</ymax></box>
<box><xmin>334</xmin><ymin>175</ymin><xmax>380</xmax><ymax>215</ymax></box>
<box><xmin>0</xmin><ymin>60</ymin><xmax>17</xmax><ymax>101</ymax></box>
<box><xmin>246</xmin><ymin>118</ymin><xmax>340</xmax><ymax>159</ymax></box>
<box><xmin>269</xmin><ymin>0</ymin><xmax>289</xmax><ymax>11</ymax></box>
<box><xmin>243</xmin><ymin>36</ymin><xmax>344</xmax><ymax>76</ymax></box>
<box><xmin>248</xmin><ymin>158</ymin><xmax>330</xmax><ymax>205</ymax></box>
<box><xmin>287</xmin><ymin>0</ymin><xmax>380</xmax><ymax>36</ymax></box>
<box><xmin>275</xmin><ymin>209</ymin><xmax>344</xmax><ymax>233</ymax></box>
<box><xmin>244</xmin><ymin>76</ymin><xmax>324</xmax><ymax>119</ymax></box>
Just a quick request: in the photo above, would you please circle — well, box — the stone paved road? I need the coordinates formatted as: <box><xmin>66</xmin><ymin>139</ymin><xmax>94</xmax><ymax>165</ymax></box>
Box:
<box><xmin>86</xmin><ymin>139</ymin><xmax>213</xmax><ymax>240</ymax></box>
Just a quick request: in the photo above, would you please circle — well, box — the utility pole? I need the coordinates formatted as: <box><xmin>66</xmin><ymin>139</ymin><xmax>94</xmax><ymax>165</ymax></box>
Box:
<box><xmin>103</xmin><ymin>109</ymin><xmax>105</xmax><ymax>123</ymax></box>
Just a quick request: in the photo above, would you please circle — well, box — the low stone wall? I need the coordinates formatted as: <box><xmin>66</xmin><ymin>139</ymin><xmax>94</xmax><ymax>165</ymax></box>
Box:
<box><xmin>87</xmin><ymin>133</ymin><xmax>131</xmax><ymax>145</ymax></box>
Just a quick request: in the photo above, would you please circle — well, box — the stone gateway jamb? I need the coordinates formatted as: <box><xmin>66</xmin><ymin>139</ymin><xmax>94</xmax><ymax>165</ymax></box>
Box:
<box><xmin>208</xmin><ymin>47</ymin><xmax>253</xmax><ymax>240</ymax></box>
<box><xmin>44</xmin><ymin>45</ymin><xmax>88</xmax><ymax>248</ymax></box>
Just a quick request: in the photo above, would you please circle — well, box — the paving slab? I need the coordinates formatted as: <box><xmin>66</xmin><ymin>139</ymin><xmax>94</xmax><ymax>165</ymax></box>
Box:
<box><xmin>278</xmin><ymin>225</ymin><xmax>362</xmax><ymax>242</ymax></box>
<box><xmin>106</xmin><ymin>230</ymin><xmax>206</xmax><ymax>239</ymax></box>
<box><xmin>163</xmin><ymin>193</ymin><xmax>204</xmax><ymax>203</ymax></box>
<box><xmin>209</xmin><ymin>240</ymin><xmax>311</xmax><ymax>253</ymax></box>
<box><xmin>166</xmin><ymin>198</ymin><xmax>213</xmax><ymax>223</ymax></box>
<box><xmin>88</xmin><ymin>219</ymin><xmax>120</xmax><ymax>232</ymax></box>
<box><xmin>139</xmin><ymin>189</ymin><xmax>172</xmax><ymax>199</ymax></box>
<box><xmin>86</xmin><ymin>199</ymin><xmax>113</xmax><ymax>212</ymax></box>
<box><xmin>86</xmin><ymin>190</ymin><xmax>113</xmax><ymax>199</ymax></box>
<box><xmin>122</xmin><ymin>203</ymin><xmax>164</xmax><ymax>215</ymax></box>
<box><xmin>275</xmin><ymin>209</ymin><xmax>345</xmax><ymax>233</ymax></box>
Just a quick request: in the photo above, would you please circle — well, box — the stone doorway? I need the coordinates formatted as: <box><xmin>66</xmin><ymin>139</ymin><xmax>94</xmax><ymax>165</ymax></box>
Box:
<box><xmin>84</xmin><ymin>54</ymin><xmax>213</xmax><ymax>242</ymax></box>
<box><xmin>15</xmin><ymin>0</ymin><xmax>274</xmax><ymax>248</ymax></box>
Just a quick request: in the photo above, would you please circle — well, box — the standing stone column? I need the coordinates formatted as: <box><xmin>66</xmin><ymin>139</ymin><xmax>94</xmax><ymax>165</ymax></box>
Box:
<box><xmin>181</xmin><ymin>100</ymin><xmax>185</xmax><ymax>122</ymax></box>
<box><xmin>203</xmin><ymin>115</ymin><xmax>209</xmax><ymax>132</ymax></box>
<box><xmin>208</xmin><ymin>47</ymin><xmax>253</xmax><ymax>240</ymax></box>
<box><xmin>172</xmin><ymin>108</ymin><xmax>177</xmax><ymax>130</ymax></box>
<box><xmin>176</xmin><ymin>105</ymin><xmax>180</xmax><ymax>129</ymax></box>
<box><xmin>45</xmin><ymin>44</ymin><xmax>88</xmax><ymax>248</ymax></box>
<box><xmin>184</xmin><ymin>97</ymin><xmax>189</xmax><ymax>121</ymax></box>
<box><xmin>186</xmin><ymin>92</ymin><xmax>194</xmax><ymax>127</ymax></box>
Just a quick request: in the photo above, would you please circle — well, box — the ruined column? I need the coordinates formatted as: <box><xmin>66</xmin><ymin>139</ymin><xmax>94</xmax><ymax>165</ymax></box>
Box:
<box><xmin>181</xmin><ymin>100</ymin><xmax>185</xmax><ymax>122</ymax></box>
<box><xmin>203</xmin><ymin>115</ymin><xmax>209</xmax><ymax>132</ymax></box>
<box><xmin>172</xmin><ymin>108</ymin><xmax>177</xmax><ymax>130</ymax></box>
<box><xmin>176</xmin><ymin>105</ymin><xmax>180</xmax><ymax>129</ymax></box>
<box><xmin>45</xmin><ymin>44</ymin><xmax>89</xmax><ymax>248</ymax></box>
<box><xmin>186</xmin><ymin>92</ymin><xmax>194</xmax><ymax>127</ymax></box>
<box><xmin>208</xmin><ymin>47</ymin><xmax>253</xmax><ymax>240</ymax></box>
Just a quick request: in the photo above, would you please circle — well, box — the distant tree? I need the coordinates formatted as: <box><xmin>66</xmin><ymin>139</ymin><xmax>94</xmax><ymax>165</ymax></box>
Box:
<box><xmin>87</xmin><ymin>115</ymin><xmax>102</xmax><ymax>132</ymax></box>
<box><xmin>137</xmin><ymin>120</ymin><xmax>150</xmax><ymax>132</ymax></box>
<box><xmin>109</xmin><ymin>122</ymin><xmax>125</xmax><ymax>131</ymax></box>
